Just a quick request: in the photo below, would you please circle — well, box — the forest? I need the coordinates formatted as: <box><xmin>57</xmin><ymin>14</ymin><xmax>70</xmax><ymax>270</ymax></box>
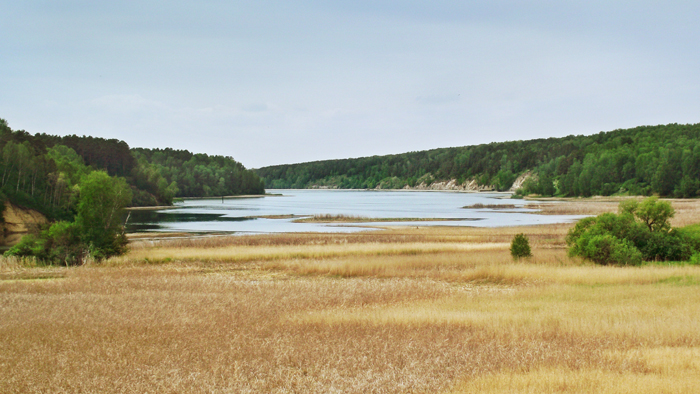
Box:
<box><xmin>132</xmin><ymin>148</ymin><xmax>264</xmax><ymax>201</ymax></box>
<box><xmin>256</xmin><ymin>123</ymin><xmax>700</xmax><ymax>198</ymax></box>
<box><xmin>0</xmin><ymin>118</ymin><xmax>264</xmax><ymax>221</ymax></box>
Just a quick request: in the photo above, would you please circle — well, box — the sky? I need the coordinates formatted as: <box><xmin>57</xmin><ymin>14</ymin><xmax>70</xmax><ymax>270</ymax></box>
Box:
<box><xmin>2</xmin><ymin>1</ymin><xmax>699</xmax><ymax>168</ymax></box>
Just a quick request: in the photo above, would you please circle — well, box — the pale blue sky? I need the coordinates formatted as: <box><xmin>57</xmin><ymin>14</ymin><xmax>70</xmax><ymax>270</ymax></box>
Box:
<box><xmin>2</xmin><ymin>1</ymin><xmax>699</xmax><ymax>168</ymax></box>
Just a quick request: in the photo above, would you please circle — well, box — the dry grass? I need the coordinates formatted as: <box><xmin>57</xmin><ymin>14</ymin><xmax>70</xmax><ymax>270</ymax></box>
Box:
<box><xmin>295</xmin><ymin>283</ymin><xmax>700</xmax><ymax>345</ymax></box>
<box><xmin>113</xmin><ymin>240</ymin><xmax>509</xmax><ymax>266</ymax></box>
<box><xmin>292</xmin><ymin>214</ymin><xmax>465</xmax><ymax>223</ymax></box>
<box><xmin>0</xmin><ymin>255</ymin><xmax>69</xmax><ymax>282</ymax></box>
<box><xmin>450</xmin><ymin>350</ymin><xmax>700</xmax><ymax>394</ymax></box>
<box><xmin>525</xmin><ymin>200</ymin><xmax>621</xmax><ymax>216</ymax></box>
<box><xmin>525</xmin><ymin>197</ymin><xmax>700</xmax><ymax>227</ymax></box>
<box><xmin>2</xmin><ymin>198</ymin><xmax>700</xmax><ymax>393</ymax></box>
<box><xmin>463</xmin><ymin>203</ymin><xmax>518</xmax><ymax>209</ymax></box>
<box><xmin>126</xmin><ymin>224</ymin><xmax>574</xmax><ymax>250</ymax></box>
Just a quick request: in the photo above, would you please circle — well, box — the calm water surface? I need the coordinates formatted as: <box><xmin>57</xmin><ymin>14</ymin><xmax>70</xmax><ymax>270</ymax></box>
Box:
<box><xmin>126</xmin><ymin>189</ymin><xmax>584</xmax><ymax>234</ymax></box>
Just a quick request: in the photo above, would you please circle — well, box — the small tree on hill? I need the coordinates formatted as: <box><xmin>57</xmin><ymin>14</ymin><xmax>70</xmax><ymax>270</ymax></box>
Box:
<box><xmin>511</xmin><ymin>233</ymin><xmax>532</xmax><ymax>259</ymax></box>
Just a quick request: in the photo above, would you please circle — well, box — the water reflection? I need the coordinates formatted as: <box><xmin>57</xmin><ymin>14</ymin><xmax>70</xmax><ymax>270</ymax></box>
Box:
<box><xmin>125</xmin><ymin>210</ymin><xmax>255</xmax><ymax>232</ymax></box>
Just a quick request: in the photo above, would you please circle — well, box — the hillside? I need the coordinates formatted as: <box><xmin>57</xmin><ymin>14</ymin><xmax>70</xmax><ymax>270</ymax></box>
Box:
<box><xmin>0</xmin><ymin>118</ymin><xmax>264</xmax><ymax>222</ymax></box>
<box><xmin>256</xmin><ymin>123</ymin><xmax>700</xmax><ymax>198</ymax></box>
<box><xmin>131</xmin><ymin>148</ymin><xmax>265</xmax><ymax>200</ymax></box>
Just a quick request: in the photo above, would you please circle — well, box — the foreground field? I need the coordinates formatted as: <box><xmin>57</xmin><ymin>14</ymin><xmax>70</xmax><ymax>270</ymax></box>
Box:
<box><xmin>2</xmin><ymin>213</ymin><xmax>700</xmax><ymax>392</ymax></box>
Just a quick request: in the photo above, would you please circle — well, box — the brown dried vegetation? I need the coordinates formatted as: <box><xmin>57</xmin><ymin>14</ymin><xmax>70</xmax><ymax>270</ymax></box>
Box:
<box><xmin>526</xmin><ymin>197</ymin><xmax>700</xmax><ymax>227</ymax></box>
<box><xmin>292</xmin><ymin>214</ymin><xmax>465</xmax><ymax>223</ymax></box>
<box><xmin>2</xmin><ymin>200</ymin><xmax>700</xmax><ymax>393</ymax></box>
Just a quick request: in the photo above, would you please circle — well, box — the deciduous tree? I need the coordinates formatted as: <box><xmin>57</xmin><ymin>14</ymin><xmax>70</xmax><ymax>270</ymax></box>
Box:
<box><xmin>75</xmin><ymin>171</ymin><xmax>132</xmax><ymax>259</ymax></box>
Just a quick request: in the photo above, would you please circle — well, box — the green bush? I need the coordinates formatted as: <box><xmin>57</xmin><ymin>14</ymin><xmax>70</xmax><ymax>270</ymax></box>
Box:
<box><xmin>566</xmin><ymin>213</ymin><xmax>647</xmax><ymax>258</ymax></box>
<box><xmin>689</xmin><ymin>253</ymin><xmax>700</xmax><ymax>265</ymax></box>
<box><xmin>677</xmin><ymin>224</ymin><xmax>700</xmax><ymax>251</ymax></box>
<box><xmin>567</xmin><ymin>197</ymin><xmax>700</xmax><ymax>265</ymax></box>
<box><xmin>4</xmin><ymin>234</ymin><xmax>41</xmax><ymax>258</ymax></box>
<box><xmin>510</xmin><ymin>233</ymin><xmax>532</xmax><ymax>259</ymax></box>
<box><xmin>42</xmin><ymin>221</ymin><xmax>86</xmax><ymax>265</ymax></box>
<box><xmin>577</xmin><ymin>233</ymin><xmax>642</xmax><ymax>266</ymax></box>
<box><xmin>4</xmin><ymin>222</ymin><xmax>87</xmax><ymax>265</ymax></box>
<box><xmin>4</xmin><ymin>171</ymin><xmax>132</xmax><ymax>264</ymax></box>
<box><xmin>640</xmin><ymin>229</ymin><xmax>694</xmax><ymax>262</ymax></box>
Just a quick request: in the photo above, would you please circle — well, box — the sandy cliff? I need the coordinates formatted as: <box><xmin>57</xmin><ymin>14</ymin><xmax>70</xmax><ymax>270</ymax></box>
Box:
<box><xmin>403</xmin><ymin>179</ymin><xmax>495</xmax><ymax>192</ymax></box>
<box><xmin>1</xmin><ymin>201</ymin><xmax>48</xmax><ymax>246</ymax></box>
<box><xmin>509</xmin><ymin>172</ymin><xmax>532</xmax><ymax>192</ymax></box>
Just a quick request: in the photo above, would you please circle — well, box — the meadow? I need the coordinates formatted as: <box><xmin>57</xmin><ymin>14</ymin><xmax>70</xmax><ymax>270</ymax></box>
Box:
<box><xmin>1</xmin><ymin>199</ymin><xmax>700</xmax><ymax>393</ymax></box>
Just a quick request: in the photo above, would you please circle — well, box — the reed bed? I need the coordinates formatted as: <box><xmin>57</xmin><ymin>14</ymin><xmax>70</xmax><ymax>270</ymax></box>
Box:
<box><xmin>127</xmin><ymin>224</ymin><xmax>573</xmax><ymax>250</ymax></box>
<box><xmin>449</xmin><ymin>355</ymin><xmax>700</xmax><ymax>394</ymax></box>
<box><xmin>0</xmin><ymin>255</ymin><xmax>36</xmax><ymax>271</ymax></box>
<box><xmin>292</xmin><ymin>214</ymin><xmax>464</xmax><ymax>223</ymax></box>
<box><xmin>259</xmin><ymin>249</ymin><xmax>700</xmax><ymax>284</ymax></box>
<box><xmin>2</xmin><ymin>199</ymin><xmax>700</xmax><ymax>393</ymax></box>
<box><xmin>112</xmin><ymin>241</ymin><xmax>509</xmax><ymax>266</ymax></box>
<box><xmin>294</xmin><ymin>283</ymin><xmax>700</xmax><ymax>345</ymax></box>
<box><xmin>526</xmin><ymin>198</ymin><xmax>700</xmax><ymax>227</ymax></box>
<box><xmin>4</xmin><ymin>257</ymin><xmax>698</xmax><ymax>393</ymax></box>
<box><xmin>0</xmin><ymin>255</ymin><xmax>71</xmax><ymax>282</ymax></box>
<box><xmin>463</xmin><ymin>203</ymin><xmax>518</xmax><ymax>209</ymax></box>
<box><xmin>525</xmin><ymin>201</ymin><xmax>620</xmax><ymax>216</ymax></box>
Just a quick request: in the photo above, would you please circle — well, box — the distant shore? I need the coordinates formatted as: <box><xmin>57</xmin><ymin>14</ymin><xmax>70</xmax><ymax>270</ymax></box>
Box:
<box><xmin>181</xmin><ymin>193</ymin><xmax>283</xmax><ymax>200</ymax></box>
<box><xmin>270</xmin><ymin>188</ymin><xmax>512</xmax><ymax>194</ymax></box>
<box><xmin>126</xmin><ymin>193</ymin><xmax>284</xmax><ymax>211</ymax></box>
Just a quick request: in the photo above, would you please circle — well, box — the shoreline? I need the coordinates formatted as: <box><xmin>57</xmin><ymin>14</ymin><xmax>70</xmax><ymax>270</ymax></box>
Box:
<box><xmin>180</xmin><ymin>193</ymin><xmax>283</xmax><ymax>200</ymax></box>
<box><xmin>126</xmin><ymin>193</ymin><xmax>285</xmax><ymax>210</ymax></box>
<box><xmin>270</xmin><ymin>188</ymin><xmax>513</xmax><ymax>195</ymax></box>
<box><xmin>125</xmin><ymin>205</ymin><xmax>180</xmax><ymax>211</ymax></box>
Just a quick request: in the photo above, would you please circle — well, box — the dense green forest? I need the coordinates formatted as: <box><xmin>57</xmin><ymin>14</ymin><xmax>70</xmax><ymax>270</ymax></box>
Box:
<box><xmin>0</xmin><ymin>118</ymin><xmax>264</xmax><ymax>220</ymax></box>
<box><xmin>256</xmin><ymin>123</ymin><xmax>700</xmax><ymax>198</ymax></box>
<box><xmin>131</xmin><ymin>148</ymin><xmax>264</xmax><ymax>201</ymax></box>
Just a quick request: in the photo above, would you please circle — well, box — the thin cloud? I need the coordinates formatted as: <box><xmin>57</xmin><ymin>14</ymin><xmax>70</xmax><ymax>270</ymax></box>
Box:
<box><xmin>416</xmin><ymin>94</ymin><xmax>461</xmax><ymax>105</ymax></box>
<box><xmin>1</xmin><ymin>1</ymin><xmax>698</xmax><ymax>168</ymax></box>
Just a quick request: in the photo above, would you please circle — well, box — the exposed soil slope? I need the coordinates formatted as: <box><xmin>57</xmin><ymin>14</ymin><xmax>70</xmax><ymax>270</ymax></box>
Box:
<box><xmin>1</xmin><ymin>201</ymin><xmax>47</xmax><ymax>246</ymax></box>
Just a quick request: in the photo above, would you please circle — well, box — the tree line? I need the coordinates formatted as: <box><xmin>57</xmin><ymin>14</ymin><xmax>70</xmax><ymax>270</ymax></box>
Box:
<box><xmin>1</xmin><ymin>117</ymin><xmax>265</xmax><ymax>263</ymax></box>
<box><xmin>132</xmin><ymin>148</ymin><xmax>264</xmax><ymax>201</ymax></box>
<box><xmin>0</xmin><ymin>118</ymin><xmax>264</xmax><ymax>220</ymax></box>
<box><xmin>256</xmin><ymin>123</ymin><xmax>700</xmax><ymax>198</ymax></box>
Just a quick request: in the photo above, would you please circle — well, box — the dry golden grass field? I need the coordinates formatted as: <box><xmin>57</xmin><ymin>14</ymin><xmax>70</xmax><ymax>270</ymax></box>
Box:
<box><xmin>2</xmin><ymin>199</ymin><xmax>700</xmax><ymax>393</ymax></box>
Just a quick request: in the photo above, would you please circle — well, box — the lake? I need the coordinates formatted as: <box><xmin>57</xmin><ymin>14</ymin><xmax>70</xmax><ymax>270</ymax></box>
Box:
<box><xmin>126</xmin><ymin>189</ymin><xmax>584</xmax><ymax>234</ymax></box>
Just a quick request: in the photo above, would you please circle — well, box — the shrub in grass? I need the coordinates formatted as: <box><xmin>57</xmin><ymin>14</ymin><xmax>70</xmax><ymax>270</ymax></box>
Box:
<box><xmin>577</xmin><ymin>233</ymin><xmax>643</xmax><ymax>266</ymax></box>
<box><xmin>567</xmin><ymin>197</ymin><xmax>700</xmax><ymax>265</ymax></box>
<box><xmin>4</xmin><ymin>234</ymin><xmax>41</xmax><ymax>258</ymax></box>
<box><xmin>5</xmin><ymin>221</ymin><xmax>88</xmax><ymax>265</ymax></box>
<box><xmin>510</xmin><ymin>233</ymin><xmax>532</xmax><ymax>259</ymax></box>
<box><xmin>641</xmin><ymin>229</ymin><xmax>695</xmax><ymax>262</ymax></box>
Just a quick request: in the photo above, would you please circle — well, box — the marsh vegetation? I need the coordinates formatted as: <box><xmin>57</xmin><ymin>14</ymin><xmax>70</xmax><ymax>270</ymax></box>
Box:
<box><xmin>292</xmin><ymin>214</ymin><xmax>467</xmax><ymax>223</ymax></box>
<box><xmin>3</xmin><ymin>198</ymin><xmax>700</xmax><ymax>393</ymax></box>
